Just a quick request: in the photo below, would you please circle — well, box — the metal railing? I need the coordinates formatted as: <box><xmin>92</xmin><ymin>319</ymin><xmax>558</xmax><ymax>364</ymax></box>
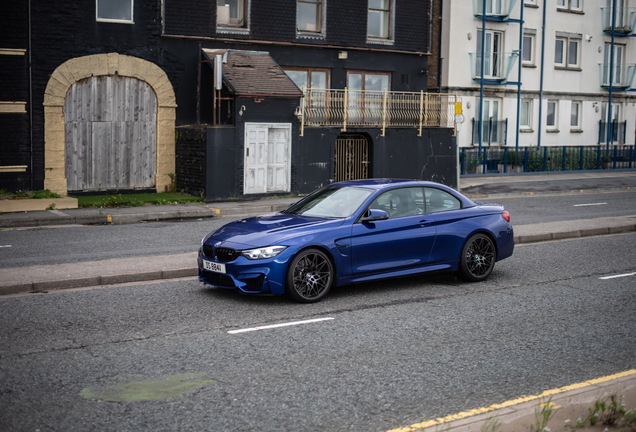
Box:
<box><xmin>460</xmin><ymin>145</ymin><xmax>636</xmax><ymax>175</ymax></box>
<box><xmin>468</xmin><ymin>51</ymin><xmax>520</xmax><ymax>82</ymax></box>
<box><xmin>300</xmin><ymin>88</ymin><xmax>458</xmax><ymax>136</ymax></box>
<box><xmin>471</xmin><ymin>118</ymin><xmax>508</xmax><ymax>146</ymax></box>
<box><xmin>601</xmin><ymin>6</ymin><xmax>636</xmax><ymax>34</ymax></box>
<box><xmin>598</xmin><ymin>120</ymin><xmax>627</xmax><ymax>144</ymax></box>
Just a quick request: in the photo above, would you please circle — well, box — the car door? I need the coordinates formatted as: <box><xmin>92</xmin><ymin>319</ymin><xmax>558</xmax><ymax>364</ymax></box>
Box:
<box><xmin>424</xmin><ymin>187</ymin><xmax>471</xmax><ymax>264</ymax></box>
<box><xmin>350</xmin><ymin>187</ymin><xmax>437</xmax><ymax>275</ymax></box>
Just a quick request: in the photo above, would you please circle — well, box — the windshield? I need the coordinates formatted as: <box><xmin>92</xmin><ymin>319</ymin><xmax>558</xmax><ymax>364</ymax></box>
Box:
<box><xmin>284</xmin><ymin>186</ymin><xmax>374</xmax><ymax>218</ymax></box>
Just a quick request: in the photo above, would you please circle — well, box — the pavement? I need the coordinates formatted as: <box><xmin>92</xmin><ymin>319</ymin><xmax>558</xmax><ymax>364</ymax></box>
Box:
<box><xmin>1</xmin><ymin>170</ymin><xmax>636</xmax><ymax>431</ymax></box>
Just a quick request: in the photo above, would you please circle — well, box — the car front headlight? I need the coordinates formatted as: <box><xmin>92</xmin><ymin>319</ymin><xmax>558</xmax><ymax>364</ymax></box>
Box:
<box><xmin>241</xmin><ymin>246</ymin><xmax>287</xmax><ymax>260</ymax></box>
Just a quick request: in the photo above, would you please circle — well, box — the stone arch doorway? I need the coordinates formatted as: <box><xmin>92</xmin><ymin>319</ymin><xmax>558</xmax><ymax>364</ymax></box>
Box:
<box><xmin>64</xmin><ymin>75</ymin><xmax>157</xmax><ymax>191</ymax></box>
<box><xmin>334</xmin><ymin>134</ymin><xmax>370</xmax><ymax>182</ymax></box>
<box><xmin>43</xmin><ymin>53</ymin><xmax>176</xmax><ymax>195</ymax></box>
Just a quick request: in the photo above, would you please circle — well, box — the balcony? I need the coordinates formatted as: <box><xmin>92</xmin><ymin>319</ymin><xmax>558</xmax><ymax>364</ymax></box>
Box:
<box><xmin>299</xmin><ymin>89</ymin><xmax>459</xmax><ymax>136</ymax></box>
<box><xmin>598</xmin><ymin>120</ymin><xmax>627</xmax><ymax>144</ymax></box>
<box><xmin>468</xmin><ymin>51</ymin><xmax>520</xmax><ymax>84</ymax></box>
<box><xmin>598</xmin><ymin>63</ymin><xmax>636</xmax><ymax>90</ymax></box>
<box><xmin>471</xmin><ymin>118</ymin><xmax>508</xmax><ymax>146</ymax></box>
<box><xmin>601</xmin><ymin>6</ymin><xmax>636</xmax><ymax>35</ymax></box>
<box><xmin>472</xmin><ymin>0</ymin><xmax>519</xmax><ymax>21</ymax></box>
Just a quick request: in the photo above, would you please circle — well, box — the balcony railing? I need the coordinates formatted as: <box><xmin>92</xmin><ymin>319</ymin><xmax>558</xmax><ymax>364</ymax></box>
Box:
<box><xmin>598</xmin><ymin>120</ymin><xmax>627</xmax><ymax>144</ymax></box>
<box><xmin>468</xmin><ymin>51</ymin><xmax>520</xmax><ymax>83</ymax></box>
<box><xmin>601</xmin><ymin>6</ymin><xmax>636</xmax><ymax>35</ymax></box>
<box><xmin>299</xmin><ymin>89</ymin><xmax>459</xmax><ymax>136</ymax></box>
<box><xmin>471</xmin><ymin>118</ymin><xmax>508</xmax><ymax>146</ymax></box>
<box><xmin>472</xmin><ymin>0</ymin><xmax>519</xmax><ymax>20</ymax></box>
<box><xmin>598</xmin><ymin>63</ymin><xmax>636</xmax><ymax>89</ymax></box>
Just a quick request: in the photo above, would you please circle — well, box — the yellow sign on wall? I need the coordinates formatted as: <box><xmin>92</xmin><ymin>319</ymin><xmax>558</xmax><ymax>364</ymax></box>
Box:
<box><xmin>455</xmin><ymin>102</ymin><xmax>462</xmax><ymax>115</ymax></box>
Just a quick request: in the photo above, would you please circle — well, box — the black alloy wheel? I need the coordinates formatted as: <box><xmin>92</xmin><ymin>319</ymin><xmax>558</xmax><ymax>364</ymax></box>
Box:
<box><xmin>458</xmin><ymin>233</ymin><xmax>496</xmax><ymax>282</ymax></box>
<box><xmin>286</xmin><ymin>248</ymin><xmax>334</xmax><ymax>303</ymax></box>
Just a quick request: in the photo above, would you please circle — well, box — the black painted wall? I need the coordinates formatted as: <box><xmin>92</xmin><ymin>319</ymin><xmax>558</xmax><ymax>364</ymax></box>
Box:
<box><xmin>1</xmin><ymin>0</ymin><xmax>183</xmax><ymax>191</ymax></box>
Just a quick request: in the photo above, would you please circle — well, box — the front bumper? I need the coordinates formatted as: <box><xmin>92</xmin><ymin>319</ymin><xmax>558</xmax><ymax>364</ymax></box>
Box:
<box><xmin>197</xmin><ymin>248</ymin><xmax>292</xmax><ymax>295</ymax></box>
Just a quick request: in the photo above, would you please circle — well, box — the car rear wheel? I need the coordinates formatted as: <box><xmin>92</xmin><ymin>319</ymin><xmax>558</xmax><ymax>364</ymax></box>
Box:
<box><xmin>458</xmin><ymin>233</ymin><xmax>496</xmax><ymax>282</ymax></box>
<box><xmin>286</xmin><ymin>248</ymin><xmax>333</xmax><ymax>303</ymax></box>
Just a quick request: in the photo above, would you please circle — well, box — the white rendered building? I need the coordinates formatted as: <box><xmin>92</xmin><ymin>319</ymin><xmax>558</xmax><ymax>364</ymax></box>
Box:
<box><xmin>440</xmin><ymin>0</ymin><xmax>636</xmax><ymax>148</ymax></box>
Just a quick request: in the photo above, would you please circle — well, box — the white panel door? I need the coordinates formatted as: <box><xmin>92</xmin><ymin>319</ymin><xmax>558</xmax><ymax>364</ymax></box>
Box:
<box><xmin>267</xmin><ymin>127</ymin><xmax>290</xmax><ymax>192</ymax></box>
<box><xmin>244</xmin><ymin>123</ymin><xmax>291</xmax><ymax>194</ymax></box>
<box><xmin>244</xmin><ymin>125</ymin><xmax>269</xmax><ymax>194</ymax></box>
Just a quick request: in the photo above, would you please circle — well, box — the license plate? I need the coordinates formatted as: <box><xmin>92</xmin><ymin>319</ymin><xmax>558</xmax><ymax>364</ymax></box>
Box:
<box><xmin>203</xmin><ymin>260</ymin><xmax>226</xmax><ymax>274</ymax></box>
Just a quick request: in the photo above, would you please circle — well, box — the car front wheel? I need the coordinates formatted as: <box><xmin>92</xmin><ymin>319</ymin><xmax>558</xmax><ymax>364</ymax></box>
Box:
<box><xmin>458</xmin><ymin>233</ymin><xmax>496</xmax><ymax>282</ymax></box>
<box><xmin>286</xmin><ymin>248</ymin><xmax>334</xmax><ymax>303</ymax></box>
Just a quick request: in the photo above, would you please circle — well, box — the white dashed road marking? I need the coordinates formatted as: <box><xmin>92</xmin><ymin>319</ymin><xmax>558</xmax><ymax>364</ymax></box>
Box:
<box><xmin>599</xmin><ymin>272</ymin><xmax>636</xmax><ymax>280</ymax></box>
<box><xmin>573</xmin><ymin>203</ymin><xmax>607</xmax><ymax>207</ymax></box>
<box><xmin>228</xmin><ymin>317</ymin><xmax>334</xmax><ymax>334</ymax></box>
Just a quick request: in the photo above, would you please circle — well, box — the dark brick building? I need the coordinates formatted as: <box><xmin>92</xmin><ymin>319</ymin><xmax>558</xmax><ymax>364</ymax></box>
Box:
<box><xmin>1</xmin><ymin>0</ymin><xmax>457</xmax><ymax>199</ymax></box>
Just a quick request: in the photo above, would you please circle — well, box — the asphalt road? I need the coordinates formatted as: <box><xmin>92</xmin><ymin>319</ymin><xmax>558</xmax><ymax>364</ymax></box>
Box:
<box><xmin>1</xmin><ymin>233</ymin><xmax>635</xmax><ymax>431</ymax></box>
<box><xmin>1</xmin><ymin>190</ymin><xmax>635</xmax><ymax>268</ymax></box>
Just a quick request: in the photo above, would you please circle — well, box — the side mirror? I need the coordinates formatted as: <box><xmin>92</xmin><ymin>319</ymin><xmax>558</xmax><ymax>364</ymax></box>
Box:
<box><xmin>360</xmin><ymin>209</ymin><xmax>389</xmax><ymax>223</ymax></box>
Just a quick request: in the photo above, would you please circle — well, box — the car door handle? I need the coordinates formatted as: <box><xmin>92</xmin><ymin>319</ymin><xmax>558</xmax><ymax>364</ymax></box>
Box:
<box><xmin>418</xmin><ymin>220</ymin><xmax>432</xmax><ymax>226</ymax></box>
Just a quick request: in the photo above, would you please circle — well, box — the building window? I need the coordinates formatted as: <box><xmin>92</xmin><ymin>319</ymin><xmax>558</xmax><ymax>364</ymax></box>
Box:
<box><xmin>557</xmin><ymin>0</ymin><xmax>582</xmax><ymax>12</ymax></box>
<box><xmin>283</xmin><ymin>68</ymin><xmax>330</xmax><ymax>90</ymax></box>
<box><xmin>547</xmin><ymin>100</ymin><xmax>558</xmax><ymax>129</ymax></box>
<box><xmin>570</xmin><ymin>101</ymin><xmax>581</xmax><ymax>129</ymax></box>
<box><xmin>555</xmin><ymin>34</ymin><xmax>581</xmax><ymax>69</ymax></box>
<box><xmin>476</xmin><ymin>30</ymin><xmax>504</xmax><ymax>78</ymax></box>
<box><xmin>217</xmin><ymin>0</ymin><xmax>247</xmax><ymax>29</ymax></box>
<box><xmin>96</xmin><ymin>0</ymin><xmax>133</xmax><ymax>23</ymax></box>
<box><xmin>297</xmin><ymin>0</ymin><xmax>324</xmax><ymax>35</ymax></box>
<box><xmin>347</xmin><ymin>71</ymin><xmax>391</xmax><ymax>91</ymax></box>
<box><xmin>367</xmin><ymin>0</ymin><xmax>393</xmax><ymax>42</ymax></box>
<box><xmin>602</xmin><ymin>43</ymin><xmax>624</xmax><ymax>86</ymax></box>
<box><xmin>520</xmin><ymin>99</ymin><xmax>532</xmax><ymax>129</ymax></box>
<box><xmin>475</xmin><ymin>98</ymin><xmax>502</xmax><ymax>143</ymax></box>
<box><xmin>522</xmin><ymin>34</ymin><xmax>534</xmax><ymax>64</ymax></box>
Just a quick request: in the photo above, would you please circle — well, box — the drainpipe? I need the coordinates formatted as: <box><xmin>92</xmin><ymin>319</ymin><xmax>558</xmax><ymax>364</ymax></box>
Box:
<box><xmin>537</xmin><ymin>0</ymin><xmax>546</xmax><ymax>148</ymax></box>
<box><xmin>479</xmin><ymin>0</ymin><xmax>486</xmax><ymax>160</ymax></box>
<box><xmin>607</xmin><ymin>0</ymin><xmax>616</xmax><ymax>150</ymax></box>
<box><xmin>515</xmin><ymin>0</ymin><xmax>524</xmax><ymax>151</ymax></box>
<box><xmin>28</xmin><ymin>0</ymin><xmax>34</xmax><ymax>190</ymax></box>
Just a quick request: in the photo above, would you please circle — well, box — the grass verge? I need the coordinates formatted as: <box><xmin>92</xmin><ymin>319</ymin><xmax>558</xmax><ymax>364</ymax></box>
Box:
<box><xmin>0</xmin><ymin>189</ymin><xmax>61</xmax><ymax>200</ymax></box>
<box><xmin>72</xmin><ymin>192</ymin><xmax>204</xmax><ymax>208</ymax></box>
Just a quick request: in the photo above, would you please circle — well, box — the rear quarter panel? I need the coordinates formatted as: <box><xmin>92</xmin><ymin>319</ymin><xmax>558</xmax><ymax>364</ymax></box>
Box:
<box><xmin>428</xmin><ymin>207</ymin><xmax>513</xmax><ymax>267</ymax></box>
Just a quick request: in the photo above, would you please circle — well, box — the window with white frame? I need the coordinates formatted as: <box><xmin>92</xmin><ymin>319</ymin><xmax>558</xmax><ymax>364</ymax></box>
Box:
<box><xmin>570</xmin><ymin>101</ymin><xmax>581</xmax><ymax>129</ymax></box>
<box><xmin>367</xmin><ymin>0</ymin><xmax>394</xmax><ymax>42</ymax></box>
<box><xmin>520</xmin><ymin>99</ymin><xmax>532</xmax><ymax>129</ymax></box>
<box><xmin>546</xmin><ymin>100</ymin><xmax>558</xmax><ymax>129</ymax></box>
<box><xmin>603</xmin><ymin>43</ymin><xmax>625</xmax><ymax>86</ymax></box>
<box><xmin>217</xmin><ymin>0</ymin><xmax>248</xmax><ymax>29</ymax></box>
<box><xmin>476</xmin><ymin>29</ymin><xmax>504</xmax><ymax>78</ymax></box>
<box><xmin>297</xmin><ymin>0</ymin><xmax>324</xmax><ymax>35</ymax></box>
<box><xmin>557</xmin><ymin>0</ymin><xmax>582</xmax><ymax>12</ymax></box>
<box><xmin>522</xmin><ymin>32</ymin><xmax>535</xmax><ymax>64</ymax></box>
<box><xmin>555</xmin><ymin>33</ymin><xmax>581</xmax><ymax>69</ymax></box>
<box><xmin>96</xmin><ymin>0</ymin><xmax>133</xmax><ymax>23</ymax></box>
<box><xmin>475</xmin><ymin>98</ymin><xmax>501</xmax><ymax>143</ymax></box>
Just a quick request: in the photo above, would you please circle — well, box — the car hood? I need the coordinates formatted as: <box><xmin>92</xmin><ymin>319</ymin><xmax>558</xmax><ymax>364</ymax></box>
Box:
<box><xmin>206</xmin><ymin>213</ymin><xmax>346</xmax><ymax>248</ymax></box>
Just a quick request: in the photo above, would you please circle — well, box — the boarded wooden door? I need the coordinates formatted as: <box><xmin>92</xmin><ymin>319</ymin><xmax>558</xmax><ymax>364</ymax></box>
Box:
<box><xmin>64</xmin><ymin>75</ymin><xmax>157</xmax><ymax>191</ymax></box>
<box><xmin>244</xmin><ymin>123</ymin><xmax>291</xmax><ymax>194</ymax></box>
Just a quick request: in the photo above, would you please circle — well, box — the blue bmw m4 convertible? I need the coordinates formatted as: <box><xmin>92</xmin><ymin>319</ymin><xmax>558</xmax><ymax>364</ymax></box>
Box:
<box><xmin>198</xmin><ymin>179</ymin><xmax>514</xmax><ymax>302</ymax></box>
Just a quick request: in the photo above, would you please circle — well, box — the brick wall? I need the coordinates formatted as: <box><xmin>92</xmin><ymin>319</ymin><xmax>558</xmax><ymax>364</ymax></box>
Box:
<box><xmin>175</xmin><ymin>127</ymin><xmax>206</xmax><ymax>198</ymax></box>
